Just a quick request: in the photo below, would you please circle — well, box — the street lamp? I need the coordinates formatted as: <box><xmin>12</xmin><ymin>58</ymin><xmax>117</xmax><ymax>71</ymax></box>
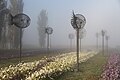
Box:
<box><xmin>71</xmin><ymin>11</ymin><xmax>86</xmax><ymax>71</ymax></box>
<box><xmin>45</xmin><ymin>27</ymin><xmax>53</xmax><ymax>52</ymax></box>
<box><xmin>10</xmin><ymin>13</ymin><xmax>31</xmax><ymax>62</ymax></box>
<box><xmin>68</xmin><ymin>33</ymin><xmax>74</xmax><ymax>51</ymax></box>
<box><xmin>101</xmin><ymin>30</ymin><xmax>106</xmax><ymax>55</ymax></box>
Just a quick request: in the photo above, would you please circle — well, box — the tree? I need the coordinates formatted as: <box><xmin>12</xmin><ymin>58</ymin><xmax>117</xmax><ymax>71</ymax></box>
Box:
<box><xmin>0</xmin><ymin>0</ymin><xmax>7</xmax><ymax>48</ymax></box>
<box><xmin>37</xmin><ymin>10</ymin><xmax>48</xmax><ymax>48</ymax></box>
<box><xmin>8</xmin><ymin>0</ymin><xmax>24</xmax><ymax>49</ymax></box>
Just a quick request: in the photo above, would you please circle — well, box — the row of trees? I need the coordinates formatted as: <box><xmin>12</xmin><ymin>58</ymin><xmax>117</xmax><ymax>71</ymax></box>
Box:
<box><xmin>0</xmin><ymin>0</ymin><xmax>48</xmax><ymax>49</ymax></box>
<box><xmin>0</xmin><ymin>0</ymin><xmax>24</xmax><ymax>49</ymax></box>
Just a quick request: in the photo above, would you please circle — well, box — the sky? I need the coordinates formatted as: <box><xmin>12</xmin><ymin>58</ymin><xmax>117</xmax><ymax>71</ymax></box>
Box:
<box><xmin>22</xmin><ymin>0</ymin><xmax>120</xmax><ymax>48</ymax></box>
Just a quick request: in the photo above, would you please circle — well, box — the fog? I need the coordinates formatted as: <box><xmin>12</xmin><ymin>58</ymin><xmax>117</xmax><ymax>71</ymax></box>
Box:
<box><xmin>22</xmin><ymin>0</ymin><xmax>120</xmax><ymax>48</ymax></box>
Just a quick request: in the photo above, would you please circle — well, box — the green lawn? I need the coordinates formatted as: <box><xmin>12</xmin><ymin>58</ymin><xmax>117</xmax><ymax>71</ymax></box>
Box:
<box><xmin>57</xmin><ymin>53</ymin><xmax>108</xmax><ymax>80</ymax></box>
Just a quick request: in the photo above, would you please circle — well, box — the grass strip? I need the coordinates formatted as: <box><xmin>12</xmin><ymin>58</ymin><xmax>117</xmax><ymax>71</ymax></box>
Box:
<box><xmin>57</xmin><ymin>53</ymin><xmax>108</xmax><ymax>80</ymax></box>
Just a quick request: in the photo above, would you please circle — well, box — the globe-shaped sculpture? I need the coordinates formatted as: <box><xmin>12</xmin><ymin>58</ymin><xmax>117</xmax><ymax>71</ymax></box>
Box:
<box><xmin>69</xmin><ymin>33</ymin><xmax>74</xmax><ymax>39</ymax></box>
<box><xmin>12</xmin><ymin>13</ymin><xmax>31</xmax><ymax>28</ymax></box>
<box><xmin>46</xmin><ymin>27</ymin><xmax>53</xmax><ymax>34</ymax></box>
<box><xmin>71</xmin><ymin>13</ymin><xmax>86</xmax><ymax>29</ymax></box>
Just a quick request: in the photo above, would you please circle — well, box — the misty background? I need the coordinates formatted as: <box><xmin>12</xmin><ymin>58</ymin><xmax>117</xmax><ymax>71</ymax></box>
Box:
<box><xmin>22</xmin><ymin>0</ymin><xmax>120</xmax><ymax>49</ymax></box>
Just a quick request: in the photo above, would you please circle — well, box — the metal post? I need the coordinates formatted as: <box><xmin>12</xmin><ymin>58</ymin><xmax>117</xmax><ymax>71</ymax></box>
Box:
<box><xmin>71</xmin><ymin>11</ymin><xmax>86</xmax><ymax>72</ymax></box>
<box><xmin>106</xmin><ymin>39</ymin><xmax>108</xmax><ymax>54</ymax></box>
<box><xmin>20</xmin><ymin>28</ymin><xmax>22</xmax><ymax>62</ymax></box>
<box><xmin>49</xmin><ymin>35</ymin><xmax>51</xmax><ymax>49</ymax></box>
<box><xmin>76</xmin><ymin>29</ymin><xmax>79</xmax><ymax>71</ymax></box>
<box><xmin>70</xmin><ymin>38</ymin><xmax>72</xmax><ymax>51</ymax></box>
<box><xmin>47</xmin><ymin>34</ymin><xmax>49</xmax><ymax>52</ymax></box>
<box><xmin>96</xmin><ymin>33</ymin><xmax>99</xmax><ymax>51</ymax></box>
<box><xmin>80</xmin><ymin>38</ymin><xmax>82</xmax><ymax>52</ymax></box>
<box><xmin>96</xmin><ymin>36</ymin><xmax>98</xmax><ymax>50</ymax></box>
<box><xmin>107</xmin><ymin>39</ymin><xmax>108</xmax><ymax>53</ymax></box>
<box><xmin>102</xmin><ymin>35</ymin><xmax>104</xmax><ymax>55</ymax></box>
<box><xmin>106</xmin><ymin>36</ymin><xmax>109</xmax><ymax>54</ymax></box>
<box><xmin>10</xmin><ymin>13</ymin><xmax>31</xmax><ymax>63</ymax></box>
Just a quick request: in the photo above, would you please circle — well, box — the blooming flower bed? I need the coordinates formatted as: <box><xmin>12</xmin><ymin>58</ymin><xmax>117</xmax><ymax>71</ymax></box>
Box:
<box><xmin>0</xmin><ymin>51</ymin><xmax>97</xmax><ymax>80</ymax></box>
<box><xmin>100</xmin><ymin>53</ymin><xmax>120</xmax><ymax>80</ymax></box>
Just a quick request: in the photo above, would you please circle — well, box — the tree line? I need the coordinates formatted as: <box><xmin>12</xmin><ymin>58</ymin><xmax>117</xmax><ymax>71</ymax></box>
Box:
<box><xmin>0</xmin><ymin>0</ymin><xmax>48</xmax><ymax>49</ymax></box>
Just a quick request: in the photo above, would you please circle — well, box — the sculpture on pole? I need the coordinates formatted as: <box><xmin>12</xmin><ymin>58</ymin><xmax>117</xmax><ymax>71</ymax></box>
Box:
<box><xmin>71</xmin><ymin>11</ymin><xmax>86</xmax><ymax>71</ymax></box>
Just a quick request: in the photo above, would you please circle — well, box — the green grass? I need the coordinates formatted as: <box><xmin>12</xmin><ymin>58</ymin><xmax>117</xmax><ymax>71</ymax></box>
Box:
<box><xmin>57</xmin><ymin>53</ymin><xmax>108</xmax><ymax>80</ymax></box>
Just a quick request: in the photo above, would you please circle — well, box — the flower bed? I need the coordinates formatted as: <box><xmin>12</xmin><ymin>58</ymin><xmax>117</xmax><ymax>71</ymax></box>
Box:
<box><xmin>0</xmin><ymin>51</ymin><xmax>97</xmax><ymax>80</ymax></box>
<box><xmin>100</xmin><ymin>53</ymin><xmax>120</xmax><ymax>80</ymax></box>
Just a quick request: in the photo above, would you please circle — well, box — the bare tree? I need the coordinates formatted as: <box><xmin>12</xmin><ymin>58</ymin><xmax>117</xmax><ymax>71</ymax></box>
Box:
<box><xmin>8</xmin><ymin>0</ymin><xmax>24</xmax><ymax>49</ymax></box>
<box><xmin>37</xmin><ymin>10</ymin><xmax>48</xmax><ymax>48</ymax></box>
